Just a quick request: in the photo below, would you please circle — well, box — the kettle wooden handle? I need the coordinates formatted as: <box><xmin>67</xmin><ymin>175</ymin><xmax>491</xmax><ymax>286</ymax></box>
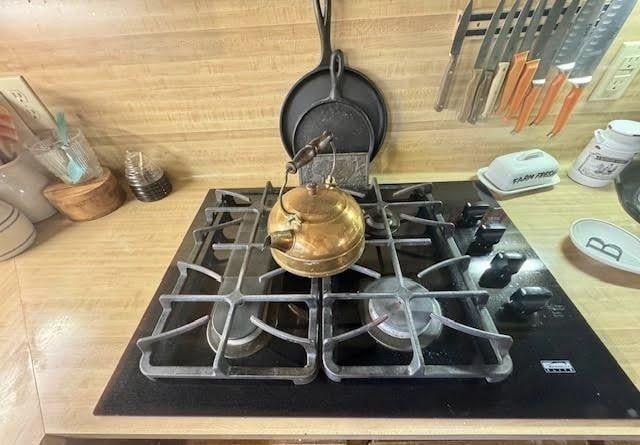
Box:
<box><xmin>287</xmin><ymin>131</ymin><xmax>333</xmax><ymax>173</ymax></box>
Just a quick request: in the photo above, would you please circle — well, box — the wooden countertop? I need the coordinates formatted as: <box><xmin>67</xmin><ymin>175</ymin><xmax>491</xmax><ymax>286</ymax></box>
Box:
<box><xmin>3</xmin><ymin>171</ymin><xmax>640</xmax><ymax>442</ymax></box>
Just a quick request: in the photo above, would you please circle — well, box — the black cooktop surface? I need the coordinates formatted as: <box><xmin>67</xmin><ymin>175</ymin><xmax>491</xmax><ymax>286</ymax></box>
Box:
<box><xmin>95</xmin><ymin>181</ymin><xmax>640</xmax><ymax>418</ymax></box>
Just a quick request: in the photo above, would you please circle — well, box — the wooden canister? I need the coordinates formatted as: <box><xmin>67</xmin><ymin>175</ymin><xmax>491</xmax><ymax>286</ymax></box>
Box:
<box><xmin>43</xmin><ymin>169</ymin><xmax>126</xmax><ymax>221</ymax></box>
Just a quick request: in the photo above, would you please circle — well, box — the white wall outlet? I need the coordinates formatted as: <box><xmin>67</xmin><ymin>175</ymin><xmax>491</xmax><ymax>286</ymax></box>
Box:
<box><xmin>590</xmin><ymin>42</ymin><xmax>640</xmax><ymax>101</ymax></box>
<box><xmin>0</xmin><ymin>76</ymin><xmax>56</xmax><ymax>132</ymax></box>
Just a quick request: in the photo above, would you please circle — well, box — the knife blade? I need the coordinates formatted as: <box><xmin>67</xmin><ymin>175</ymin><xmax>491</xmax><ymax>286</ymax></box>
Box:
<box><xmin>469</xmin><ymin>0</ymin><xmax>522</xmax><ymax>122</ymax></box>
<box><xmin>512</xmin><ymin>0</ymin><xmax>580</xmax><ymax>132</ymax></box>
<box><xmin>435</xmin><ymin>0</ymin><xmax>473</xmax><ymax>112</ymax></box>
<box><xmin>480</xmin><ymin>0</ymin><xmax>533</xmax><ymax>118</ymax></box>
<box><xmin>458</xmin><ymin>0</ymin><xmax>506</xmax><ymax>122</ymax></box>
<box><xmin>504</xmin><ymin>0</ymin><xmax>565</xmax><ymax>119</ymax></box>
<box><xmin>497</xmin><ymin>0</ymin><xmax>547</xmax><ymax>113</ymax></box>
<box><xmin>549</xmin><ymin>0</ymin><xmax>638</xmax><ymax>137</ymax></box>
<box><xmin>531</xmin><ymin>0</ymin><xmax>607</xmax><ymax>125</ymax></box>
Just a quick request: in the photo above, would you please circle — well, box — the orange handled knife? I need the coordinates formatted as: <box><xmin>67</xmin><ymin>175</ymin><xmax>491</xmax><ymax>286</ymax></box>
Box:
<box><xmin>548</xmin><ymin>0</ymin><xmax>638</xmax><ymax>137</ymax></box>
<box><xmin>497</xmin><ymin>0</ymin><xmax>547</xmax><ymax>115</ymax></box>
<box><xmin>504</xmin><ymin>0</ymin><xmax>565</xmax><ymax>121</ymax></box>
<box><xmin>531</xmin><ymin>0</ymin><xmax>607</xmax><ymax>126</ymax></box>
<box><xmin>511</xmin><ymin>0</ymin><xmax>580</xmax><ymax>133</ymax></box>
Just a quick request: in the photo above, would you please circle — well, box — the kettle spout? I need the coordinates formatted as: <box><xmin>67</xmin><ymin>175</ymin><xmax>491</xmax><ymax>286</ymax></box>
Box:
<box><xmin>264</xmin><ymin>230</ymin><xmax>295</xmax><ymax>253</ymax></box>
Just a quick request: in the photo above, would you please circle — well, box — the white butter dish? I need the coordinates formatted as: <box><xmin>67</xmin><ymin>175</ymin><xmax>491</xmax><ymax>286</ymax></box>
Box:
<box><xmin>483</xmin><ymin>149</ymin><xmax>560</xmax><ymax>191</ymax></box>
<box><xmin>477</xmin><ymin>167</ymin><xmax>560</xmax><ymax>198</ymax></box>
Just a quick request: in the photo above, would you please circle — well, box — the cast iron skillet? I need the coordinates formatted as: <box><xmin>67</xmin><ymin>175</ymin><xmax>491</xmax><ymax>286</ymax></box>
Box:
<box><xmin>292</xmin><ymin>50</ymin><xmax>375</xmax><ymax>156</ymax></box>
<box><xmin>279</xmin><ymin>0</ymin><xmax>387</xmax><ymax>159</ymax></box>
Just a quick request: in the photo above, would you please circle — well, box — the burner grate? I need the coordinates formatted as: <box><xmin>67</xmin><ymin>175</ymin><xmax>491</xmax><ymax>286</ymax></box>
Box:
<box><xmin>137</xmin><ymin>179</ymin><xmax>513</xmax><ymax>384</ymax></box>
<box><xmin>321</xmin><ymin>179</ymin><xmax>513</xmax><ymax>382</ymax></box>
<box><xmin>137</xmin><ymin>184</ymin><xmax>319</xmax><ymax>384</ymax></box>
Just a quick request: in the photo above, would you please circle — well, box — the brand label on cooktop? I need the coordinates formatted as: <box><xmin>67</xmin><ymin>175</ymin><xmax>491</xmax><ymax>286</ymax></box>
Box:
<box><xmin>541</xmin><ymin>360</ymin><xmax>576</xmax><ymax>374</ymax></box>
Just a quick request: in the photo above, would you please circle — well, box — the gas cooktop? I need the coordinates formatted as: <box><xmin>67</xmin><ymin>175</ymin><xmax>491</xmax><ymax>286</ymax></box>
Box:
<box><xmin>95</xmin><ymin>179</ymin><xmax>640</xmax><ymax>418</ymax></box>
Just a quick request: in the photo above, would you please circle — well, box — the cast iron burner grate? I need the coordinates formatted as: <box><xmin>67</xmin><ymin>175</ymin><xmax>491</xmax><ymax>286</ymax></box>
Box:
<box><xmin>137</xmin><ymin>179</ymin><xmax>513</xmax><ymax>384</ymax></box>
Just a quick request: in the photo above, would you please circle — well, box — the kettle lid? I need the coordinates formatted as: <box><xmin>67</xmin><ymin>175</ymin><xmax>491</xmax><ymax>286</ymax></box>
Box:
<box><xmin>282</xmin><ymin>183</ymin><xmax>348</xmax><ymax>223</ymax></box>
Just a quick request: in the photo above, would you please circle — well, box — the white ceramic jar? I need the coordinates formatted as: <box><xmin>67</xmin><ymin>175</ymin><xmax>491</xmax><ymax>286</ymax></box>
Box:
<box><xmin>0</xmin><ymin>153</ymin><xmax>57</xmax><ymax>222</ymax></box>
<box><xmin>569</xmin><ymin>120</ymin><xmax>640</xmax><ymax>188</ymax></box>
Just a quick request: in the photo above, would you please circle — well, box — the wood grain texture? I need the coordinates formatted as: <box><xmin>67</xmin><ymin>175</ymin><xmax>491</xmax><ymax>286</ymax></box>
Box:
<box><xmin>4</xmin><ymin>172</ymin><xmax>640</xmax><ymax>440</ymax></box>
<box><xmin>0</xmin><ymin>1</ymin><xmax>638</xmax><ymax>182</ymax></box>
<box><xmin>43</xmin><ymin>169</ymin><xmax>125</xmax><ymax>221</ymax></box>
<box><xmin>0</xmin><ymin>261</ymin><xmax>45</xmax><ymax>445</ymax></box>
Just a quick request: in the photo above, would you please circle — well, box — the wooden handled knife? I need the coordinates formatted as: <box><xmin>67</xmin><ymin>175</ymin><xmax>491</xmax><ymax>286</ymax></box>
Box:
<box><xmin>458</xmin><ymin>0</ymin><xmax>505</xmax><ymax>122</ymax></box>
<box><xmin>469</xmin><ymin>0</ymin><xmax>522</xmax><ymax>123</ymax></box>
<box><xmin>435</xmin><ymin>0</ymin><xmax>473</xmax><ymax>112</ymax></box>
<box><xmin>480</xmin><ymin>0</ymin><xmax>533</xmax><ymax>119</ymax></box>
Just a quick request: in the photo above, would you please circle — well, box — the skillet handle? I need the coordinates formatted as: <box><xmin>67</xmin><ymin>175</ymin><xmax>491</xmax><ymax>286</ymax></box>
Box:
<box><xmin>329</xmin><ymin>50</ymin><xmax>345</xmax><ymax>100</ymax></box>
<box><xmin>313</xmin><ymin>0</ymin><xmax>332</xmax><ymax>66</ymax></box>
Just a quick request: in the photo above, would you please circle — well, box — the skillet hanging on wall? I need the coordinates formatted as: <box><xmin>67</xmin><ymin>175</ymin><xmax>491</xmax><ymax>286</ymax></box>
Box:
<box><xmin>279</xmin><ymin>0</ymin><xmax>387</xmax><ymax>159</ymax></box>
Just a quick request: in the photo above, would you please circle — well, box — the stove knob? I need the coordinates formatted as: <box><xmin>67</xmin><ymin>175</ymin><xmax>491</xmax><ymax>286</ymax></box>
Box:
<box><xmin>466</xmin><ymin>223</ymin><xmax>506</xmax><ymax>256</ymax></box>
<box><xmin>505</xmin><ymin>287</ymin><xmax>553</xmax><ymax>318</ymax></box>
<box><xmin>458</xmin><ymin>201</ymin><xmax>491</xmax><ymax>228</ymax></box>
<box><xmin>478</xmin><ymin>251</ymin><xmax>526</xmax><ymax>288</ymax></box>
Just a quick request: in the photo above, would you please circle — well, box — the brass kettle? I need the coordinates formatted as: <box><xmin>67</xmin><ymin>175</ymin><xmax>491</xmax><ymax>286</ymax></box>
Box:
<box><xmin>266</xmin><ymin>132</ymin><xmax>365</xmax><ymax>278</ymax></box>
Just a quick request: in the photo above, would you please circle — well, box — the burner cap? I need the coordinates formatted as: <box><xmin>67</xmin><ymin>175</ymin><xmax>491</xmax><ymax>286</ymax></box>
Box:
<box><xmin>207</xmin><ymin>301</ymin><xmax>277</xmax><ymax>359</ymax></box>
<box><xmin>360</xmin><ymin>277</ymin><xmax>442</xmax><ymax>351</ymax></box>
<box><xmin>364</xmin><ymin>208</ymin><xmax>400</xmax><ymax>236</ymax></box>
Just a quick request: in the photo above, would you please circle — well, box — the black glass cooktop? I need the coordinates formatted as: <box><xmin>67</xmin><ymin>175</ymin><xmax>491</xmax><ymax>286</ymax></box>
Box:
<box><xmin>95</xmin><ymin>181</ymin><xmax>640</xmax><ymax>418</ymax></box>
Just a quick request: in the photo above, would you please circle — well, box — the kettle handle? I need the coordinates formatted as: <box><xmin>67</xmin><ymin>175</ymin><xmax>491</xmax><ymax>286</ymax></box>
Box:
<box><xmin>287</xmin><ymin>131</ymin><xmax>334</xmax><ymax>173</ymax></box>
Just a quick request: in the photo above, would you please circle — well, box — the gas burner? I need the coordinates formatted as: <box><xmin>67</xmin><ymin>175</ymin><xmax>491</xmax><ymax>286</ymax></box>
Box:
<box><xmin>207</xmin><ymin>301</ymin><xmax>277</xmax><ymax>358</ymax></box>
<box><xmin>359</xmin><ymin>277</ymin><xmax>442</xmax><ymax>351</ymax></box>
<box><xmin>364</xmin><ymin>207</ymin><xmax>400</xmax><ymax>236</ymax></box>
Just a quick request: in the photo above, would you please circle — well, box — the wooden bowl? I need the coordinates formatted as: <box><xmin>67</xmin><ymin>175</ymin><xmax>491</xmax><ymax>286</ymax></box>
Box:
<box><xmin>43</xmin><ymin>169</ymin><xmax>126</xmax><ymax>222</ymax></box>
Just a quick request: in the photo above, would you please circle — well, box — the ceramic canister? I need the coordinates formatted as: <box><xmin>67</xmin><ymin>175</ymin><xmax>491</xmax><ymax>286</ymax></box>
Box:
<box><xmin>569</xmin><ymin>120</ymin><xmax>640</xmax><ymax>188</ymax></box>
<box><xmin>0</xmin><ymin>153</ymin><xmax>57</xmax><ymax>222</ymax></box>
<box><xmin>0</xmin><ymin>200</ymin><xmax>36</xmax><ymax>261</ymax></box>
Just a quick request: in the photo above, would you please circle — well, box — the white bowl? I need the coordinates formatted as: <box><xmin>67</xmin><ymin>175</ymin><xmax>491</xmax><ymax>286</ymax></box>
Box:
<box><xmin>569</xmin><ymin>218</ymin><xmax>640</xmax><ymax>275</ymax></box>
<box><xmin>0</xmin><ymin>200</ymin><xmax>36</xmax><ymax>261</ymax></box>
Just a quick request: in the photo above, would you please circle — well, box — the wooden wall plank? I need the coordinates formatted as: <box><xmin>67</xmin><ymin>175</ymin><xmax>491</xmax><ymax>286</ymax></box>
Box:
<box><xmin>0</xmin><ymin>0</ymin><xmax>638</xmax><ymax>180</ymax></box>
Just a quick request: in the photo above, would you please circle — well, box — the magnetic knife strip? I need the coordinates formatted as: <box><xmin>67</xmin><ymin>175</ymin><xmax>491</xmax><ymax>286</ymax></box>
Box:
<box><xmin>464</xmin><ymin>2</ymin><xmax>610</xmax><ymax>38</ymax></box>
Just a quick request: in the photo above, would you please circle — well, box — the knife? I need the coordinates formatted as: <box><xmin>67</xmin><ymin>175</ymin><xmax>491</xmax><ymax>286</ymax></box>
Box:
<box><xmin>512</xmin><ymin>0</ymin><xmax>580</xmax><ymax>133</ymax></box>
<box><xmin>435</xmin><ymin>0</ymin><xmax>473</xmax><ymax>112</ymax></box>
<box><xmin>549</xmin><ymin>0</ymin><xmax>638</xmax><ymax>137</ymax></box>
<box><xmin>481</xmin><ymin>0</ymin><xmax>533</xmax><ymax>118</ymax></box>
<box><xmin>531</xmin><ymin>0</ymin><xmax>607</xmax><ymax>125</ymax></box>
<box><xmin>504</xmin><ymin>0</ymin><xmax>565</xmax><ymax>119</ymax></box>
<box><xmin>468</xmin><ymin>0</ymin><xmax>522</xmax><ymax>122</ymax></box>
<box><xmin>497</xmin><ymin>0</ymin><xmax>547</xmax><ymax>114</ymax></box>
<box><xmin>458</xmin><ymin>0</ymin><xmax>506</xmax><ymax>122</ymax></box>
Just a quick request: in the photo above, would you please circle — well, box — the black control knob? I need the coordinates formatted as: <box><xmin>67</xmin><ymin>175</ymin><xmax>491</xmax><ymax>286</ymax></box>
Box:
<box><xmin>505</xmin><ymin>287</ymin><xmax>553</xmax><ymax>319</ymax></box>
<box><xmin>458</xmin><ymin>201</ymin><xmax>490</xmax><ymax>228</ymax></box>
<box><xmin>466</xmin><ymin>223</ymin><xmax>506</xmax><ymax>256</ymax></box>
<box><xmin>478</xmin><ymin>251</ymin><xmax>526</xmax><ymax>288</ymax></box>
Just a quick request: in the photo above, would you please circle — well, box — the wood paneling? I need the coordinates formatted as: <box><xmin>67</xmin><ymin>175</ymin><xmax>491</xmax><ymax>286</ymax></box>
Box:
<box><xmin>0</xmin><ymin>1</ymin><xmax>639</xmax><ymax>182</ymax></box>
